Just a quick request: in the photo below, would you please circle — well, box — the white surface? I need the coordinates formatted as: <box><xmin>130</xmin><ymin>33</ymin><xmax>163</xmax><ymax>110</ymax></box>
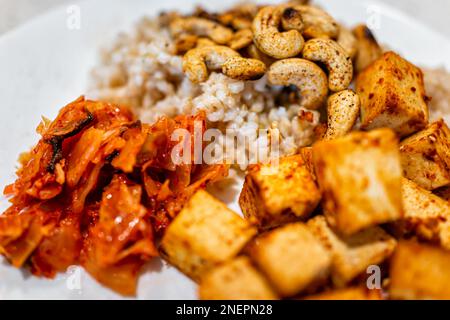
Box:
<box><xmin>0</xmin><ymin>0</ymin><xmax>450</xmax><ymax>300</ymax></box>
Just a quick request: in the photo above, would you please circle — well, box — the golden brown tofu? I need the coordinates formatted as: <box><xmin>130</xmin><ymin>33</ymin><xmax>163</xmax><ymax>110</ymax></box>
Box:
<box><xmin>307</xmin><ymin>216</ymin><xmax>397</xmax><ymax>288</ymax></box>
<box><xmin>199</xmin><ymin>256</ymin><xmax>278</xmax><ymax>300</ymax></box>
<box><xmin>247</xmin><ymin>223</ymin><xmax>331</xmax><ymax>297</ymax></box>
<box><xmin>356</xmin><ymin>52</ymin><xmax>429</xmax><ymax>137</ymax></box>
<box><xmin>393</xmin><ymin>178</ymin><xmax>450</xmax><ymax>250</ymax></box>
<box><xmin>160</xmin><ymin>190</ymin><xmax>257</xmax><ymax>281</ymax></box>
<box><xmin>304</xmin><ymin>287</ymin><xmax>383</xmax><ymax>300</ymax></box>
<box><xmin>352</xmin><ymin>24</ymin><xmax>383</xmax><ymax>74</ymax></box>
<box><xmin>390</xmin><ymin>241</ymin><xmax>450</xmax><ymax>300</ymax></box>
<box><xmin>313</xmin><ymin>129</ymin><xmax>403</xmax><ymax>235</ymax></box>
<box><xmin>400</xmin><ymin>120</ymin><xmax>450</xmax><ymax>190</ymax></box>
<box><xmin>239</xmin><ymin>155</ymin><xmax>321</xmax><ymax>230</ymax></box>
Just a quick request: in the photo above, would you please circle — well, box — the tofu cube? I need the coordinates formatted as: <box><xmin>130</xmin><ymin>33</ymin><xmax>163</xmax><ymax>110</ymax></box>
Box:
<box><xmin>399</xmin><ymin>120</ymin><xmax>450</xmax><ymax>190</ymax></box>
<box><xmin>199</xmin><ymin>256</ymin><xmax>278</xmax><ymax>300</ymax></box>
<box><xmin>307</xmin><ymin>216</ymin><xmax>397</xmax><ymax>287</ymax></box>
<box><xmin>160</xmin><ymin>190</ymin><xmax>257</xmax><ymax>281</ymax></box>
<box><xmin>390</xmin><ymin>241</ymin><xmax>450</xmax><ymax>300</ymax></box>
<box><xmin>393</xmin><ymin>178</ymin><xmax>450</xmax><ymax>250</ymax></box>
<box><xmin>239</xmin><ymin>155</ymin><xmax>321</xmax><ymax>230</ymax></box>
<box><xmin>313</xmin><ymin>129</ymin><xmax>403</xmax><ymax>235</ymax></box>
<box><xmin>247</xmin><ymin>223</ymin><xmax>331</xmax><ymax>297</ymax></box>
<box><xmin>356</xmin><ymin>51</ymin><xmax>429</xmax><ymax>137</ymax></box>
<box><xmin>304</xmin><ymin>286</ymin><xmax>383</xmax><ymax>300</ymax></box>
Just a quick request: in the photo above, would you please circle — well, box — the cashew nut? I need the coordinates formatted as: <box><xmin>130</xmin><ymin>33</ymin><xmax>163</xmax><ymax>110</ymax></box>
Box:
<box><xmin>252</xmin><ymin>6</ymin><xmax>305</xmax><ymax>59</ymax></box>
<box><xmin>337</xmin><ymin>25</ymin><xmax>358</xmax><ymax>59</ymax></box>
<box><xmin>182</xmin><ymin>46</ymin><xmax>239</xmax><ymax>83</ymax></box>
<box><xmin>218</xmin><ymin>3</ymin><xmax>259</xmax><ymax>30</ymax></box>
<box><xmin>229</xmin><ymin>29</ymin><xmax>253</xmax><ymax>51</ymax></box>
<box><xmin>222</xmin><ymin>56</ymin><xmax>267</xmax><ymax>81</ymax></box>
<box><xmin>158</xmin><ymin>11</ymin><xmax>181</xmax><ymax>28</ymax></box>
<box><xmin>302</xmin><ymin>38</ymin><xmax>353</xmax><ymax>92</ymax></box>
<box><xmin>324</xmin><ymin>90</ymin><xmax>360</xmax><ymax>140</ymax></box>
<box><xmin>246</xmin><ymin>44</ymin><xmax>275</xmax><ymax>67</ymax></box>
<box><xmin>280</xmin><ymin>7</ymin><xmax>304</xmax><ymax>32</ymax></box>
<box><xmin>292</xmin><ymin>5</ymin><xmax>339</xmax><ymax>39</ymax></box>
<box><xmin>268</xmin><ymin>58</ymin><xmax>328</xmax><ymax>110</ymax></box>
<box><xmin>353</xmin><ymin>24</ymin><xmax>383</xmax><ymax>73</ymax></box>
<box><xmin>174</xmin><ymin>34</ymin><xmax>198</xmax><ymax>55</ymax></box>
<box><xmin>196</xmin><ymin>37</ymin><xmax>216</xmax><ymax>48</ymax></box>
<box><xmin>170</xmin><ymin>17</ymin><xmax>233</xmax><ymax>45</ymax></box>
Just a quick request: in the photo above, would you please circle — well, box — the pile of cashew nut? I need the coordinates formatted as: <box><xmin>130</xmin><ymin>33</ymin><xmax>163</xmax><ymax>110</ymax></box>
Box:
<box><xmin>166</xmin><ymin>0</ymin><xmax>384</xmax><ymax>141</ymax></box>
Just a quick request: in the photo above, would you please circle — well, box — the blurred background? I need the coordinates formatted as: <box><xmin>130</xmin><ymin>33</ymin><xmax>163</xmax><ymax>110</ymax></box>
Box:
<box><xmin>0</xmin><ymin>0</ymin><xmax>449</xmax><ymax>38</ymax></box>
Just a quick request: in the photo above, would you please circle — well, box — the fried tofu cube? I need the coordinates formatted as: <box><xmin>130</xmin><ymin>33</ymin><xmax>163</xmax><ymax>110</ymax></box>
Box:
<box><xmin>399</xmin><ymin>120</ymin><xmax>450</xmax><ymax>190</ymax></box>
<box><xmin>247</xmin><ymin>223</ymin><xmax>331</xmax><ymax>297</ymax></box>
<box><xmin>160</xmin><ymin>190</ymin><xmax>257</xmax><ymax>281</ymax></box>
<box><xmin>307</xmin><ymin>216</ymin><xmax>397</xmax><ymax>287</ymax></box>
<box><xmin>199</xmin><ymin>256</ymin><xmax>278</xmax><ymax>300</ymax></box>
<box><xmin>390</xmin><ymin>241</ymin><xmax>450</xmax><ymax>300</ymax></box>
<box><xmin>304</xmin><ymin>287</ymin><xmax>383</xmax><ymax>300</ymax></box>
<box><xmin>356</xmin><ymin>51</ymin><xmax>429</xmax><ymax>137</ymax></box>
<box><xmin>239</xmin><ymin>155</ymin><xmax>320</xmax><ymax>230</ymax></box>
<box><xmin>313</xmin><ymin>129</ymin><xmax>403</xmax><ymax>235</ymax></box>
<box><xmin>393</xmin><ymin>178</ymin><xmax>450</xmax><ymax>250</ymax></box>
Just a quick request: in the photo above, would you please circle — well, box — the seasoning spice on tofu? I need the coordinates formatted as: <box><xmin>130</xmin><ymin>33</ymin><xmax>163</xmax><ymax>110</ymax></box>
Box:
<box><xmin>247</xmin><ymin>223</ymin><xmax>331</xmax><ymax>297</ymax></box>
<box><xmin>313</xmin><ymin>129</ymin><xmax>404</xmax><ymax>235</ymax></box>
<box><xmin>199</xmin><ymin>256</ymin><xmax>278</xmax><ymax>300</ymax></box>
<box><xmin>390</xmin><ymin>241</ymin><xmax>450</xmax><ymax>300</ymax></box>
<box><xmin>356</xmin><ymin>51</ymin><xmax>429</xmax><ymax>137</ymax></box>
<box><xmin>239</xmin><ymin>155</ymin><xmax>321</xmax><ymax>230</ymax></box>
<box><xmin>392</xmin><ymin>178</ymin><xmax>450</xmax><ymax>250</ymax></box>
<box><xmin>307</xmin><ymin>216</ymin><xmax>397</xmax><ymax>288</ymax></box>
<box><xmin>399</xmin><ymin>120</ymin><xmax>450</xmax><ymax>190</ymax></box>
<box><xmin>160</xmin><ymin>190</ymin><xmax>257</xmax><ymax>281</ymax></box>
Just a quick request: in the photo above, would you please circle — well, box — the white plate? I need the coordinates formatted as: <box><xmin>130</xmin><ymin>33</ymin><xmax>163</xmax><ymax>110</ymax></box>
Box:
<box><xmin>0</xmin><ymin>0</ymin><xmax>449</xmax><ymax>300</ymax></box>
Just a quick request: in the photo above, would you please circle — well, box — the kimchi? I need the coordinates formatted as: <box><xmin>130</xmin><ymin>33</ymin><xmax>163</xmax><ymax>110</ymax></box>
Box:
<box><xmin>0</xmin><ymin>96</ymin><xmax>227</xmax><ymax>295</ymax></box>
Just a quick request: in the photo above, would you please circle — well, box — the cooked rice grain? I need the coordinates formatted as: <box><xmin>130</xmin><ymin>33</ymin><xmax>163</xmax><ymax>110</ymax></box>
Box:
<box><xmin>423</xmin><ymin>68</ymin><xmax>450</xmax><ymax>123</ymax></box>
<box><xmin>88</xmin><ymin>16</ymin><xmax>319</xmax><ymax>169</ymax></box>
<box><xmin>88</xmin><ymin>16</ymin><xmax>450</xmax><ymax>169</ymax></box>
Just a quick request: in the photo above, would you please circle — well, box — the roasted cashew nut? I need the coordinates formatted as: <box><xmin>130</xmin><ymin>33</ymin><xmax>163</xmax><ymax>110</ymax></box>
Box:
<box><xmin>337</xmin><ymin>25</ymin><xmax>358</xmax><ymax>59</ymax></box>
<box><xmin>218</xmin><ymin>3</ymin><xmax>259</xmax><ymax>30</ymax></box>
<box><xmin>182</xmin><ymin>46</ymin><xmax>239</xmax><ymax>83</ymax></box>
<box><xmin>170</xmin><ymin>17</ymin><xmax>233</xmax><ymax>44</ymax></box>
<box><xmin>252</xmin><ymin>6</ymin><xmax>305</xmax><ymax>59</ymax></box>
<box><xmin>246</xmin><ymin>44</ymin><xmax>276</xmax><ymax>67</ymax></box>
<box><xmin>268</xmin><ymin>58</ymin><xmax>328</xmax><ymax>110</ymax></box>
<box><xmin>280</xmin><ymin>7</ymin><xmax>304</xmax><ymax>32</ymax></box>
<box><xmin>352</xmin><ymin>24</ymin><xmax>383</xmax><ymax>73</ymax></box>
<box><xmin>229</xmin><ymin>29</ymin><xmax>253</xmax><ymax>51</ymax></box>
<box><xmin>222</xmin><ymin>56</ymin><xmax>267</xmax><ymax>81</ymax></box>
<box><xmin>324</xmin><ymin>90</ymin><xmax>360</xmax><ymax>140</ymax></box>
<box><xmin>174</xmin><ymin>34</ymin><xmax>198</xmax><ymax>55</ymax></box>
<box><xmin>196</xmin><ymin>37</ymin><xmax>216</xmax><ymax>48</ymax></box>
<box><xmin>302</xmin><ymin>38</ymin><xmax>353</xmax><ymax>92</ymax></box>
<box><xmin>293</xmin><ymin>5</ymin><xmax>339</xmax><ymax>39</ymax></box>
